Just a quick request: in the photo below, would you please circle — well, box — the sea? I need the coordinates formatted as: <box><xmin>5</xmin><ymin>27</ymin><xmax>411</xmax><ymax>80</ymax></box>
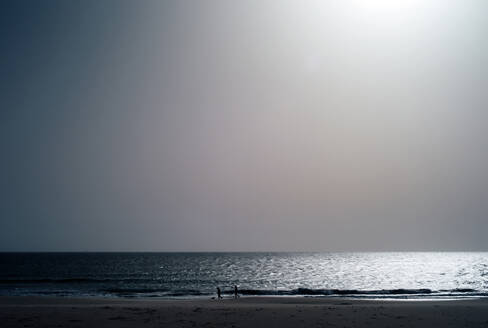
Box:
<box><xmin>1</xmin><ymin>252</ymin><xmax>487</xmax><ymax>299</ymax></box>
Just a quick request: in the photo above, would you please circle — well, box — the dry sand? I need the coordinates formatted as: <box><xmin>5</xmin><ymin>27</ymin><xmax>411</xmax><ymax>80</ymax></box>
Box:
<box><xmin>1</xmin><ymin>296</ymin><xmax>488</xmax><ymax>327</ymax></box>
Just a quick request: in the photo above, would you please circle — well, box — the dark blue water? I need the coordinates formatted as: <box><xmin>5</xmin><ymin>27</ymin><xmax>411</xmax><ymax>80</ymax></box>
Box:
<box><xmin>1</xmin><ymin>252</ymin><xmax>487</xmax><ymax>299</ymax></box>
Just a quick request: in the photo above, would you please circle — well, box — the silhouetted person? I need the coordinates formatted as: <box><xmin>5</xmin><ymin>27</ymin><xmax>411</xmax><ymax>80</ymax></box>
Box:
<box><xmin>217</xmin><ymin>287</ymin><xmax>222</xmax><ymax>299</ymax></box>
<box><xmin>234</xmin><ymin>285</ymin><xmax>239</xmax><ymax>299</ymax></box>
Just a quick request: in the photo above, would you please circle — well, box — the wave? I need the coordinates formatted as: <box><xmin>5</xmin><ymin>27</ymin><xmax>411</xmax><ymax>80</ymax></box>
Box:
<box><xmin>100</xmin><ymin>287</ymin><xmax>487</xmax><ymax>298</ymax></box>
<box><xmin>440</xmin><ymin>288</ymin><xmax>477</xmax><ymax>293</ymax></box>
<box><xmin>1</xmin><ymin>279</ymin><xmax>486</xmax><ymax>298</ymax></box>
<box><xmin>237</xmin><ymin>288</ymin><xmax>434</xmax><ymax>296</ymax></box>
<box><xmin>238</xmin><ymin>288</ymin><xmax>488</xmax><ymax>298</ymax></box>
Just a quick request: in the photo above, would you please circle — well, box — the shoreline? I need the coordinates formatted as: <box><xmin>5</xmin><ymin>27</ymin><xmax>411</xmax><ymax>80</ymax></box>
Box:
<box><xmin>1</xmin><ymin>294</ymin><xmax>486</xmax><ymax>301</ymax></box>
<box><xmin>1</xmin><ymin>292</ymin><xmax>486</xmax><ymax>302</ymax></box>
<box><xmin>2</xmin><ymin>296</ymin><xmax>488</xmax><ymax>327</ymax></box>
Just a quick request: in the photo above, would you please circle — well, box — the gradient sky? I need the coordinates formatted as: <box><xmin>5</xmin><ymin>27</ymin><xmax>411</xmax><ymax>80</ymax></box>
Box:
<box><xmin>1</xmin><ymin>0</ymin><xmax>487</xmax><ymax>251</ymax></box>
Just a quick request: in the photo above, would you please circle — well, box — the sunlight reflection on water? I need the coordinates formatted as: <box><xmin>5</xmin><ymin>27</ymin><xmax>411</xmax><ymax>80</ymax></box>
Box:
<box><xmin>1</xmin><ymin>252</ymin><xmax>487</xmax><ymax>298</ymax></box>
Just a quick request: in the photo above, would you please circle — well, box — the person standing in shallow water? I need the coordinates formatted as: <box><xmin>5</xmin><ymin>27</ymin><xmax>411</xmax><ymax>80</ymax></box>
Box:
<box><xmin>234</xmin><ymin>285</ymin><xmax>239</xmax><ymax>299</ymax></box>
<box><xmin>217</xmin><ymin>287</ymin><xmax>222</xmax><ymax>299</ymax></box>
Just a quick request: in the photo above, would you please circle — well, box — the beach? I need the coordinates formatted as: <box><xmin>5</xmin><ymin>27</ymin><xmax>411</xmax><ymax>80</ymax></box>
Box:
<box><xmin>1</xmin><ymin>296</ymin><xmax>488</xmax><ymax>328</ymax></box>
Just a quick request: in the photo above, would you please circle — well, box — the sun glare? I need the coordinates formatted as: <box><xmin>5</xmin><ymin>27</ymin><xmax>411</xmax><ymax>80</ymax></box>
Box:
<box><xmin>350</xmin><ymin>0</ymin><xmax>424</xmax><ymax>25</ymax></box>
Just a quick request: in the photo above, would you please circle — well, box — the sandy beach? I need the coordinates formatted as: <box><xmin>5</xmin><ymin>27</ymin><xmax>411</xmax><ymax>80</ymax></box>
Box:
<box><xmin>1</xmin><ymin>296</ymin><xmax>488</xmax><ymax>328</ymax></box>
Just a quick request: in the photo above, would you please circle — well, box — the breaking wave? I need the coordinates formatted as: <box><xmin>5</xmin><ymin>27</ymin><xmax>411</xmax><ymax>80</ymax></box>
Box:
<box><xmin>99</xmin><ymin>287</ymin><xmax>488</xmax><ymax>298</ymax></box>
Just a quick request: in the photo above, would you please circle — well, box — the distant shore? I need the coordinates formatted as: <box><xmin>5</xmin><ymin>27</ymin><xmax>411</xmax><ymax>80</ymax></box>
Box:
<box><xmin>1</xmin><ymin>296</ymin><xmax>488</xmax><ymax>328</ymax></box>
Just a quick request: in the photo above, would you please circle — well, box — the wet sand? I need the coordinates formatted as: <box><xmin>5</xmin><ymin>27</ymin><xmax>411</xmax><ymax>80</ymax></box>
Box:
<box><xmin>1</xmin><ymin>296</ymin><xmax>488</xmax><ymax>327</ymax></box>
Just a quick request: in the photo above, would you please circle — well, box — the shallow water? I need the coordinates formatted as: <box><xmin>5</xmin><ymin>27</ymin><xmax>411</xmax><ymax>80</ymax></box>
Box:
<box><xmin>0</xmin><ymin>252</ymin><xmax>487</xmax><ymax>299</ymax></box>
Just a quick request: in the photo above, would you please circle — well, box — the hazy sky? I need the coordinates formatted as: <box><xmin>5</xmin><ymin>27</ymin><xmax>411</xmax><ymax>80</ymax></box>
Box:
<box><xmin>1</xmin><ymin>0</ymin><xmax>487</xmax><ymax>251</ymax></box>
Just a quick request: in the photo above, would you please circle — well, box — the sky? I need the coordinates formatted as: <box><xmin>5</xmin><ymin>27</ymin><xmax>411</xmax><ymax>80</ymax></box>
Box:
<box><xmin>1</xmin><ymin>0</ymin><xmax>487</xmax><ymax>251</ymax></box>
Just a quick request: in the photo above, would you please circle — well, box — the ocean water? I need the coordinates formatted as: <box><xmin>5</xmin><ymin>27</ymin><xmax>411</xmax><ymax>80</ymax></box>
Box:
<box><xmin>0</xmin><ymin>252</ymin><xmax>487</xmax><ymax>299</ymax></box>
